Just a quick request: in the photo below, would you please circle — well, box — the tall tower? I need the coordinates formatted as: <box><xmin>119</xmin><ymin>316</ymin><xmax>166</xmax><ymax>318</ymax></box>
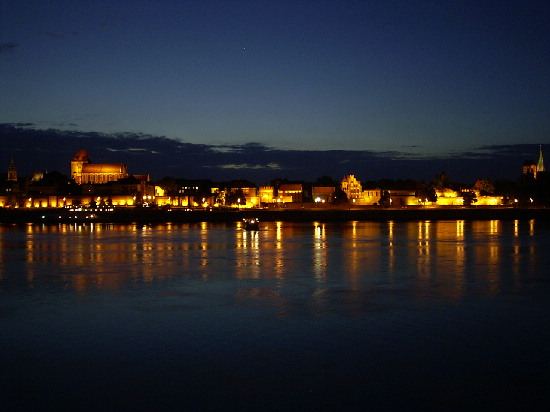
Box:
<box><xmin>71</xmin><ymin>150</ymin><xmax>91</xmax><ymax>184</ymax></box>
<box><xmin>536</xmin><ymin>145</ymin><xmax>545</xmax><ymax>174</ymax></box>
<box><xmin>7</xmin><ymin>157</ymin><xmax>17</xmax><ymax>182</ymax></box>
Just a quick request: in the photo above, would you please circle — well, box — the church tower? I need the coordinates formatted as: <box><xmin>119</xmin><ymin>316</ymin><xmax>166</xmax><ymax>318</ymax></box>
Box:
<box><xmin>7</xmin><ymin>157</ymin><xmax>17</xmax><ymax>182</ymax></box>
<box><xmin>71</xmin><ymin>150</ymin><xmax>91</xmax><ymax>184</ymax></box>
<box><xmin>536</xmin><ymin>145</ymin><xmax>545</xmax><ymax>174</ymax></box>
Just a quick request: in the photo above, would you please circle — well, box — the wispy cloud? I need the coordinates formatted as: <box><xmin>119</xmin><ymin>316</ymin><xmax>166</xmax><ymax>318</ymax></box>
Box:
<box><xmin>106</xmin><ymin>147</ymin><xmax>160</xmax><ymax>154</ymax></box>
<box><xmin>213</xmin><ymin>163</ymin><xmax>282</xmax><ymax>170</ymax></box>
<box><xmin>209</xmin><ymin>146</ymin><xmax>238</xmax><ymax>154</ymax></box>
<box><xmin>210</xmin><ymin>142</ymin><xmax>271</xmax><ymax>154</ymax></box>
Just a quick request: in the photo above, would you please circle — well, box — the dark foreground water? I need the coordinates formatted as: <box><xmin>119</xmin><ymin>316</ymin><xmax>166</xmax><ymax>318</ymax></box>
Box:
<box><xmin>1</xmin><ymin>220</ymin><xmax>549</xmax><ymax>411</ymax></box>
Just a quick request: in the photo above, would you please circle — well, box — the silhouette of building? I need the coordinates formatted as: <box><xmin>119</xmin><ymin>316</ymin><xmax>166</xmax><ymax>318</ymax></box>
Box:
<box><xmin>7</xmin><ymin>157</ymin><xmax>17</xmax><ymax>182</ymax></box>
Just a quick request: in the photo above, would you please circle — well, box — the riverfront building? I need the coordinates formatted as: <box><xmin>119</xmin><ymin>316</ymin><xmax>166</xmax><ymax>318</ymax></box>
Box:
<box><xmin>71</xmin><ymin>150</ymin><xmax>128</xmax><ymax>184</ymax></box>
<box><xmin>523</xmin><ymin>145</ymin><xmax>545</xmax><ymax>179</ymax></box>
<box><xmin>0</xmin><ymin>145</ymin><xmax>545</xmax><ymax>209</ymax></box>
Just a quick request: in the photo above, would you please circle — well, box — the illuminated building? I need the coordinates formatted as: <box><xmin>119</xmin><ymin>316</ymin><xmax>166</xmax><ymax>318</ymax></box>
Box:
<box><xmin>341</xmin><ymin>175</ymin><xmax>362</xmax><ymax>201</ymax></box>
<box><xmin>312</xmin><ymin>186</ymin><xmax>335</xmax><ymax>203</ymax></box>
<box><xmin>259</xmin><ymin>186</ymin><xmax>275</xmax><ymax>203</ymax></box>
<box><xmin>523</xmin><ymin>145</ymin><xmax>545</xmax><ymax>179</ymax></box>
<box><xmin>384</xmin><ymin>189</ymin><xmax>416</xmax><ymax>206</ymax></box>
<box><xmin>278</xmin><ymin>184</ymin><xmax>303</xmax><ymax>203</ymax></box>
<box><xmin>71</xmin><ymin>150</ymin><xmax>128</xmax><ymax>184</ymax></box>
<box><xmin>435</xmin><ymin>188</ymin><xmax>461</xmax><ymax>206</ymax></box>
<box><xmin>224</xmin><ymin>186</ymin><xmax>259</xmax><ymax>208</ymax></box>
<box><xmin>361</xmin><ymin>189</ymin><xmax>382</xmax><ymax>205</ymax></box>
<box><xmin>523</xmin><ymin>160</ymin><xmax>537</xmax><ymax>178</ymax></box>
<box><xmin>0</xmin><ymin>157</ymin><xmax>20</xmax><ymax>207</ymax></box>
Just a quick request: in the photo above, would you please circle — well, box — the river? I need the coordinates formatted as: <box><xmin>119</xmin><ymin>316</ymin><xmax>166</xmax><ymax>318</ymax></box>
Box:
<box><xmin>1</xmin><ymin>220</ymin><xmax>549</xmax><ymax>411</ymax></box>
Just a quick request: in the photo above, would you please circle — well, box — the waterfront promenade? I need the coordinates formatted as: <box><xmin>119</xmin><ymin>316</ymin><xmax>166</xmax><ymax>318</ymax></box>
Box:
<box><xmin>1</xmin><ymin>206</ymin><xmax>549</xmax><ymax>224</ymax></box>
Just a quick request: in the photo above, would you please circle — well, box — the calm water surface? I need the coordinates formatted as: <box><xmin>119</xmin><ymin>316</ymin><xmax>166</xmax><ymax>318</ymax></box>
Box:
<box><xmin>1</xmin><ymin>220</ymin><xmax>549</xmax><ymax>411</ymax></box>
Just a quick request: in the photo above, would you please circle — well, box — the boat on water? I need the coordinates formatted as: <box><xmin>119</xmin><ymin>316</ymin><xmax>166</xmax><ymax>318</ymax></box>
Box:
<box><xmin>242</xmin><ymin>218</ymin><xmax>260</xmax><ymax>230</ymax></box>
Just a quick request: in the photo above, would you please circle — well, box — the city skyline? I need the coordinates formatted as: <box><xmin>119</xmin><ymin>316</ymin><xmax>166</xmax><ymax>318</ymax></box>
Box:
<box><xmin>1</xmin><ymin>1</ymin><xmax>549</xmax><ymax>162</ymax></box>
<box><xmin>0</xmin><ymin>123</ymin><xmax>546</xmax><ymax>185</ymax></box>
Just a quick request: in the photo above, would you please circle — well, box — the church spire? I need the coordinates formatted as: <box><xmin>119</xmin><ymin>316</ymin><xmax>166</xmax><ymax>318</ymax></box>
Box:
<box><xmin>537</xmin><ymin>145</ymin><xmax>545</xmax><ymax>173</ymax></box>
<box><xmin>7</xmin><ymin>157</ymin><xmax>17</xmax><ymax>182</ymax></box>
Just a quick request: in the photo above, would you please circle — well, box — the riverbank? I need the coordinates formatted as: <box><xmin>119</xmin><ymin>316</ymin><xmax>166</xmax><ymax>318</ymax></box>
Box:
<box><xmin>1</xmin><ymin>206</ymin><xmax>549</xmax><ymax>224</ymax></box>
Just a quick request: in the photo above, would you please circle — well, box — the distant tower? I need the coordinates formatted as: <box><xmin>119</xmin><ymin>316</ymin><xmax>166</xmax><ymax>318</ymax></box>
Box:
<box><xmin>536</xmin><ymin>145</ymin><xmax>545</xmax><ymax>174</ymax></box>
<box><xmin>7</xmin><ymin>157</ymin><xmax>17</xmax><ymax>182</ymax></box>
<box><xmin>71</xmin><ymin>149</ymin><xmax>91</xmax><ymax>184</ymax></box>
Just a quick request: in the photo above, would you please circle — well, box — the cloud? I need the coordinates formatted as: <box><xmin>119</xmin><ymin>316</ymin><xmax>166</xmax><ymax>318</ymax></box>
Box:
<box><xmin>0</xmin><ymin>123</ymin><xmax>546</xmax><ymax>184</ymax></box>
<box><xmin>213</xmin><ymin>163</ymin><xmax>282</xmax><ymax>170</ymax></box>
<box><xmin>49</xmin><ymin>122</ymin><xmax>80</xmax><ymax>128</ymax></box>
<box><xmin>210</xmin><ymin>146</ymin><xmax>237</xmax><ymax>154</ymax></box>
<box><xmin>210</xmin><ymin>142</ymin><xmax>272</xmax><ymax>154</ymax></box>
<box><xmin>106</xmin><ymin>147</ymin><xmax>159</xmax><ymax>154</ymax></box>
<box><xmin>7</xmin><ymin>122</ymin><xmax>35</xmax><ymax>127</ymax></box>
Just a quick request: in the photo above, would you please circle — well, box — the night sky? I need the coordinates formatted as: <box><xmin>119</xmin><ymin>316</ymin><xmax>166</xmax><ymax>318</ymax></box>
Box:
<box><xmin>1</xmin><ymin>0</ymin><xmax>549</xmax><ymax>183</ymax></box>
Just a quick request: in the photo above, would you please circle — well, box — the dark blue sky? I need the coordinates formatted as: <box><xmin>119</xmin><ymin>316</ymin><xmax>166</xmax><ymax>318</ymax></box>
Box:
<box><xmin>1</xmin><ymin>0</ymin><xmax>549</xmax><ymax>181</ymax></box>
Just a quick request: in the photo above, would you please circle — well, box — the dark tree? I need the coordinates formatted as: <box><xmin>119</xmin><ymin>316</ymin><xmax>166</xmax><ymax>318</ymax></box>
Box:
<box><xmin>493</xmin><ymin>179</ymin><xmax>519</xmax><ymax>205</ymax></box>
<box><xmin>433</xmin><ymin>172</ymin><xmax>451</xmax><ymax>189</ymax></box>
<box><xmin>462</xmin><ymin>190</ymin><xmax>477</xmax><ymax>206</ymax></box>
<box><xmin>416</xmin><ymin>184</ymin><xmax>438</xmax><ymax>204</ymax></box>
<box><xmin>315</xmin><ymin>176</ymin><xmax>338</xmax><ymax>186</ymax></box>
<box><xmin>379</xmin><ymin>190</ymin><xmax>392</xmax><ymax>207</ymax></box>
<box><xmin>332</xmin><ymin>187</ymin><xmax>348</xmax><ymax>205</ymax></box>
<box><xmin>226</xmin><ymin>188</ymin><xmax>246</xmax><ymax>206</ymax></box>
<box><xmin>474</xmin><ymin>178</ymin><xmax>495</xmax><ymax>195</ymax></box>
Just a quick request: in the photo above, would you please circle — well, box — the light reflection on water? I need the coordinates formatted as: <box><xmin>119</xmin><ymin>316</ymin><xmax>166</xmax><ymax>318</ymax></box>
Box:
<box><xmin>1</xmin><ymin>219</ymin><xmax>549</xmax><ymax>410</ymax></box>
<box><xmin>0</xmin><ymin>219</ymin><xmax>548</xmax><ymax>300</ymax></box>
